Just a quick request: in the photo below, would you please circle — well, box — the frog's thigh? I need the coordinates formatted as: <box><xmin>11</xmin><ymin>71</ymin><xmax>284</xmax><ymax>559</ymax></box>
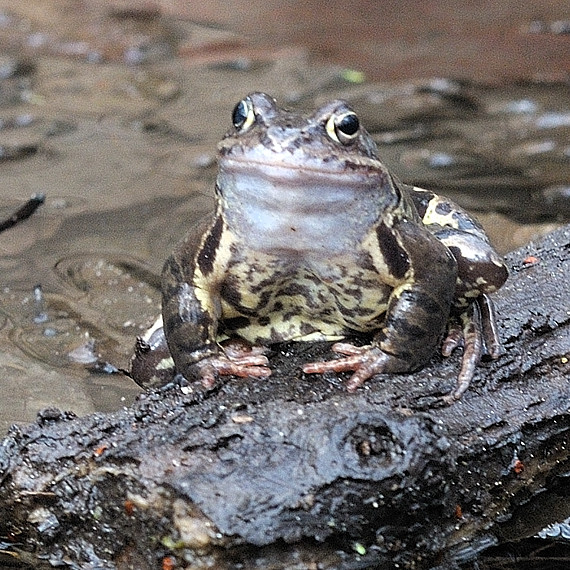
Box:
<box><xmin>437</xmin><ymin>230</ymin><xmax>508</xmax><ymax>297</ymax></box>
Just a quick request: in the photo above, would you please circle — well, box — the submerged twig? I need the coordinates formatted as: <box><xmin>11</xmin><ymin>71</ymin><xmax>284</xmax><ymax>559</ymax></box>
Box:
<box><xmin>0</xmin><ymin>193</ymin><xmax>45</xmax><ymax>234</ymax></box>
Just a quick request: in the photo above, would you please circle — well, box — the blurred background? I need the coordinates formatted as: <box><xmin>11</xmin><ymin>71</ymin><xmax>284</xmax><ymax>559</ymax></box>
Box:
<box><xmin>167</xmin><ymin>0</ymin><xmax>569</xmax><ymax>82</ymax></box>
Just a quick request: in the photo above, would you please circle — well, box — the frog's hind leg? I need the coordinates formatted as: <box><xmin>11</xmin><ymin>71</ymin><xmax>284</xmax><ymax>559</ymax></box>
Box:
<box><xmin>443</xmin><ymin>303</ymin><xmax>483</xmax><ymax>403</ymax></box>
<box><xmin>441</xmin><ymin>293</ymin><xmax>502</xmax><ymax>403</ymax></box>
<box><xmin>478</xmin><ymin>293</ymin><xmax>503</xmax><ymax>359</ymax></box>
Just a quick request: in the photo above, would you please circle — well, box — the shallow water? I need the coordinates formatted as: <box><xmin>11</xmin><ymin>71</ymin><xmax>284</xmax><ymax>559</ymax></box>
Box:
<box><xmin>0</xmin><ymin>2</ymin><xmax>568</xmax><ymax>434</ymax></box>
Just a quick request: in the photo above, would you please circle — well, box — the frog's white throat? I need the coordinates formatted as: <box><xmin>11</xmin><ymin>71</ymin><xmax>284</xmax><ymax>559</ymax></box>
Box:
<box><xmin>217</xmin><ymin>159</ymin><xmax>395</xmax><ymax>256</ymax></box>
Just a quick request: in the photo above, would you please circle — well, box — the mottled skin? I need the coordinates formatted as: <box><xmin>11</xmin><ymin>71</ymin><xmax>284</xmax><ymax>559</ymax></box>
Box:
<box><xmin>131</xmin><ymin>92</ymin><xmax>508</xmax><ymax>402</ymax></box>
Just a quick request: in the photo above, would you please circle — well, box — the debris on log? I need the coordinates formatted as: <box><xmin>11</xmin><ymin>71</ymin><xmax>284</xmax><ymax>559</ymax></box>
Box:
<box><xmin>0</xmin><ymin>226</ymin><xmax>569</xmax><ymax>570</ymax></box>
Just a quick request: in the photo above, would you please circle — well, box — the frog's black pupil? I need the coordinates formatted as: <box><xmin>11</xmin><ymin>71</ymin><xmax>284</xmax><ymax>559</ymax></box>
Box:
<box><xmin>232</xmin><ymin>100</ymin><xmax>248</xmax><ymax>129</ymax></box>
<box><xmin>337</xmin><ymin>113</ymin><xmax>359</xmax><ymax>136</ymax></box>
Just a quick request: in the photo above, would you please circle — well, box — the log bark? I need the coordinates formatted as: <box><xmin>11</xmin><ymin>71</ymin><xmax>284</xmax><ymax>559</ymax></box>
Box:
<box><xmin>1</xmin><ymin>226</ymin><xmax>569</xmax><ymax>570</ymax></box>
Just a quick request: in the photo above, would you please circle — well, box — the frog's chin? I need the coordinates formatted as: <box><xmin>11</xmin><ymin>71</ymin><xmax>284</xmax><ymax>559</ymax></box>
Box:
<box><xmin>217</xmin><ymin>159</ymin><xmax>396</xmax><ymax>255</ymax></box>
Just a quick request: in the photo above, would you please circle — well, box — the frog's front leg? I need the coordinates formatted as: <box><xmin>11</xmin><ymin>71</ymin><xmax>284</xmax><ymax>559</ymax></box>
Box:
<box><xmin>131</xmin><ymin>319</ymin><xmax>270</xmax><ymax>389</ymax></box>
<box><xmin>303</xmin><ymin>279</ymin><xmax>455</xmax><ymax>392</ymax></box>
<box><xmin>304</xmin><ymin>221</ymin><xmax>458</xmax><ymax>392</ymax></box>
<box><xmin>161</xmin><ymin>232</ymin><xmax>271</xmax><ymax>388</ymax></box>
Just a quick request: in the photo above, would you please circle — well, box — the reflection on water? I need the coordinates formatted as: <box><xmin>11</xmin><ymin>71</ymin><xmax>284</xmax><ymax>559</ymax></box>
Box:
<box><xmin>1</xmin><ymin>256</ymin><xmax>161</xmax><ymax>369</ymax></box>
<box><xmin>0</xmin><ymin>256</ymin><xmax>161</xmax><ymax>432</ymax></box>
<box><xmin>0</xmin><ymin>2</ymin><xmax>567</xmax><ymax>434</ymax></box>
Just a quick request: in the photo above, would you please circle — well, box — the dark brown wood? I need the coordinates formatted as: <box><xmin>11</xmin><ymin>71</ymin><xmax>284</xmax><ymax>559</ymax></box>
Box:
<box><xmin>1</xmin><ymin>226</ymin><xmax>569</xmax><ymax>570</ymax></box>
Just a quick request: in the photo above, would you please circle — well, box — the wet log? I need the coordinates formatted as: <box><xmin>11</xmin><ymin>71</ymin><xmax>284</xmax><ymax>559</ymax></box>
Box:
<box><xmin>0</xmin><ymin>226</ymin><xmax>569</xmax><ymax>570</ymax></box>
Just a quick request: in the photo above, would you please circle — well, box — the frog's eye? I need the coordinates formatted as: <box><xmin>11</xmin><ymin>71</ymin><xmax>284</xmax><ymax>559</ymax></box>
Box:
<box><xmin>326</xmin><ymin>111</ymin><xmax>360</xmax><ymax>144</ymax></box>
<box><xmin>232</xmin><ymin>97</ymin><xmax>255</xmax><ymax>132</ymax></box>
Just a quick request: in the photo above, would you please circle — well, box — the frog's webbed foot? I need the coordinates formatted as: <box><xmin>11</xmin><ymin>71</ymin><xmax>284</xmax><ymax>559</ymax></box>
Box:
<box><xmin>441</xmin><ymin>294</ymin><xmax>502</xmax><ymax>404</ymax></box>
<box><xmin>303</xmin><ymin>344</ymin><xmax>394</xmax><ymax>393</ymax></box>
<box><xmin>194</xmin><ymin>339</ymin><xmax>271</xmax><ymax>389</ymax></box>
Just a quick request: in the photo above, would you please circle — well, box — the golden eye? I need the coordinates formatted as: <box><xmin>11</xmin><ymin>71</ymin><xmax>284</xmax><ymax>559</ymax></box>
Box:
<box><xmin>232</xmin><ymin>97</ymin><xmax>255</xmax><ymax>132</ymax></box>
<box><xmin>326</xmin><ymin>111</ymin><xmax>360</xmax><ymax>144</ymax></box>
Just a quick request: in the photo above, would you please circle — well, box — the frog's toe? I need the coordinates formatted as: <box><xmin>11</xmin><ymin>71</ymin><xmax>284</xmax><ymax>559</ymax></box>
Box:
<box><xmin>194</xmin><ymin>351</ymin><xmax>271</xmax><ymax>389</ymax></box>
<box><xmin>224</xmin><ymin>354</ymin><xmax>271</xmax><ymax>374</ymax></box>
<box><xmin>303</xmin><ymin>345</ymin><xmax>391</xmax><ymax>392</ymax></box>
<box><xmin>329</xmin><ymin>342</ymin><xmax>368</xmax><ymax>356</ymax></box>
<box><xmin>442</xmin><ymin>303</ymin><xmax>483</xmax><ymax>403</ymax></box>
<box><xmin>478</xmin><ymin>293</ymin><xmax>503</xmax><ymax>359</ymax></box>
<box><xmin>303</xmin><ymin>353</ymin><xmax>366</xmax><ymax>374</ymax></box>
<box><xmin>441</xmin><ymin>321</ymin><xmax>463</xmax><ymax>357</ymax></box>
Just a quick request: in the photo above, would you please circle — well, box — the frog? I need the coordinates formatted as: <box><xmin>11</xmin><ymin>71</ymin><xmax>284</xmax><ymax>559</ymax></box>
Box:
<box><xmin>131</xmin><ymin>92</ymin><xmax>508</xmax><ymax>403</ymax></box>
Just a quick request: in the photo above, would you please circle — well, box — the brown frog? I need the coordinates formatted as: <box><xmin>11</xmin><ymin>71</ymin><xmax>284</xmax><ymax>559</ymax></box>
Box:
<box><xmin>131</xmin><ymin>92</ymin><xmax>508</xmax><ymax>402</ymax></box>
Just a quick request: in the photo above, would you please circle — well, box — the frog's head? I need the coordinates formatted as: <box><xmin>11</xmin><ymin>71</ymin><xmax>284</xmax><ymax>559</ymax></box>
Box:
<box><xmin>218</xmin><ymin>92</ymin><xmax>382</xmax><ymax>166</ymax></box>
<box><xmin>216</xmin><ymin>93</ymin><xmax>401</xmax><ymax>255</ymax></box>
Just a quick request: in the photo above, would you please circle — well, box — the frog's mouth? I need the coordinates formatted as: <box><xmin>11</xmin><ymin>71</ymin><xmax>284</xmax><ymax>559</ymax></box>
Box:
<box><xmin>217</xmin><ymin>156</ymin><xmax>395</xmax><ymax>255</ymax></box>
